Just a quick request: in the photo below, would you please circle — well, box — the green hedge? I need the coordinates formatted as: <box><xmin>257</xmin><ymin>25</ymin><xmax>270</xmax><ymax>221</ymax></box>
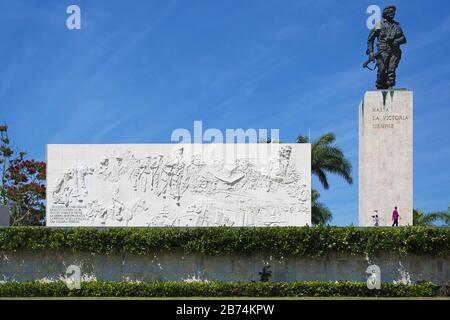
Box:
<box><xmin>0</xmin><ymin>281</ymin><xmax>442</xmax><ymax>297</ymax></box>
<box><xmin>0</xmin><ymin>226</ymin><xmax>449</xmax><ymax>257</ymax></box>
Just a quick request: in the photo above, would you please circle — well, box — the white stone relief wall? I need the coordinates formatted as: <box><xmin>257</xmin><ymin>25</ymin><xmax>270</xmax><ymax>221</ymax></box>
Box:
<box><xmin>46</xmin><ymin>144</ymin><xmax>311</xmax><ymax>227</ymax></box>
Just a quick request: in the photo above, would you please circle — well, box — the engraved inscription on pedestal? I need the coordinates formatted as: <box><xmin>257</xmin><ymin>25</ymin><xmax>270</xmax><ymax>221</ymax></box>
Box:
<box><xmin>46</xmin><ymin>144</ymin><xmax>311</xmax><ymax>227</ymax></box>
<box><xmin>359</xmin><ymin>90</ymin><xmax>413</xmax><ymax>226</ymax></box>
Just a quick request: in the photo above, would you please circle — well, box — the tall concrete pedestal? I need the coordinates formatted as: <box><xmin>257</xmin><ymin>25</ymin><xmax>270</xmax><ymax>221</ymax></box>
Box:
<box><xmin>359</xmin><ymin>90</ymin><xmax>413</xmax><ymax>227</ymax></box>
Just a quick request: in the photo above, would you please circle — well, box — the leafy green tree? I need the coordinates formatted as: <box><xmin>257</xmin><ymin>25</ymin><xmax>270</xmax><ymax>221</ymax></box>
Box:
<box><xmin>0</xmin><ymin>125</ymin><xmax>46</xmax><ymax>226</ymax></box>
<box><xmin>297</xmin><ymin>132</ymin><xmax>353</xmax><ymax>225</ymax></box>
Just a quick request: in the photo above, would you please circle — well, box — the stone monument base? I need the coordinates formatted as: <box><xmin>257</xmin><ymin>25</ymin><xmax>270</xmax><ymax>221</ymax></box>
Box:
<box><xmin>359</xmin><ymin>90</ymin><xmax>413</xmax><ymax>226</ymax></box>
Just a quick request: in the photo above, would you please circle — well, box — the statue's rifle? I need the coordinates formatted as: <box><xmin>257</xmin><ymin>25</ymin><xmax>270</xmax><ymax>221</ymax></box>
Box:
<box><xmin>362</xmin><ymin>48</ymin><xmax>385</xmax><ymax>71</ymax></box>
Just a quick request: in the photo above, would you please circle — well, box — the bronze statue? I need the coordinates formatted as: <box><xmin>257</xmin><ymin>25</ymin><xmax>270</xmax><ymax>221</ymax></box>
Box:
<box><xmin>364</xmin><ymin>6</ymin><xmax>407</xmax><ymax>89</ymax></box>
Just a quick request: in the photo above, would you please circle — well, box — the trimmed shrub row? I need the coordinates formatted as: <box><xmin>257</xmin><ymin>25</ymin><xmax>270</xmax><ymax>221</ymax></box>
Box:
<box><xmin>0</xmin><ymin>281</ymin><xmax>443</xmax><ymax>298</ymax></box>
<box><xmin>0</xmin><ymin>226</ymin><xmax>449</xmax><ymax>257</ymax></box>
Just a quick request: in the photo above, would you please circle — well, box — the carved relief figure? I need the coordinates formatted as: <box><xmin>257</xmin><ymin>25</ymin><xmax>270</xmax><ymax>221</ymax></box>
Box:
<box><xmin>110</xmin><ymin>188</ymin><xmax>126</xmax><ymax>222</ymax></box>
<box><xmin>52</xmin><ymin>165</ymin><xmax>93</xmax><ymax>206</ymax></box>
<box><xmin>181</xmin><ymin>154</ymin><xmax>205</xmax><ymax>194</ymax></box>
<box><xmin>52</xmin><ymin>169</ymin><xmax>74</xmax><ymax>206</ymax></box>
<box><xmin>178</xmin><ymin>200</ymin><xmax>206</xmax><ymax>226</ymax></box>
<box><xmin>85</xmin><ymin>200</ymin><xmax>107</xmax><ymax>223</ymax></box>
<box><xmin>129</xmin><ymin>158</ymin><xmax>146</xmax><ymax>191</ymax></box>
<box><xmin>157</xmin><ymin>146</ymin><xmax>185</xmax><ymax>204</ymax></box>
<box><xmin>147</xmin><ymin>154</ymin><xmax>164</xmax><ymax>192</ymax></box>
<box><xmin>264</xmin><ymin>146</ymin><xmax>297</xmax><ymax>191</ymax></box>
<box><xmin>75</xmin><ymin>165</ymin><xmax>94</xmax><ymax>199</ymax></box>
<box><xmin>147</xmin><ymin>205</ymin><xmax>174</xmax><ymax>226</ymax></box>
<box><xmin>110</xmin><ymin>156</ymin><xmax>125</xmax><ymax>182</ymax></box>
<box><xmin>130</xmin><ymin>198</ymin><xmax>149</xmax><ymax>215</ymax></box>
<box><xmin>97</xmin><ymin>157</ymin><xmax>111</xmax><ymax>181</ymax></box>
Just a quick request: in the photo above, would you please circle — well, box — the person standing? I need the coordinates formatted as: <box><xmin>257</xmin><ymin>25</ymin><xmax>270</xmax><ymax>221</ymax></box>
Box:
<box><xmin>372</xmin><ymin>210</ymin><xmax>379</xmax><ymax>227</ymax></box>
<box><xmin>392</xmin><ymin>207</ymin><xmax>400</xmax><ymax>226</ymax></box>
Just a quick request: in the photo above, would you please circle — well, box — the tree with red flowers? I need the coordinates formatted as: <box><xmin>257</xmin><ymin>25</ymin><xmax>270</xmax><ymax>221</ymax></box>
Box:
<box><xmin>0</xmin><ymin>124</ymin><xmax>46</xmax><ymax>226</ymax></box>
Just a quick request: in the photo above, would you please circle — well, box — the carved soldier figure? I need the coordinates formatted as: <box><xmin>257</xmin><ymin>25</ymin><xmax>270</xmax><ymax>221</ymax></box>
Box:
<box><xmin>181</xmin><ymin>154</ymin><xmax>204</xmax><ymax>194</ymax></box>
<box><xmin>97</xmin><ymin>157</ymin><xmax>111</xmax><ymax>181</ymax></box>
<box><xmin>265</xmin><ymin>145</ymin><xmax>297</xmax><ymax>191</ymax></box>
<box><xmin>111</xmin><ymin>155</ymin><xmax>125</xmax><ymax>182</ymax></box>
<box><xmin>75</xmin><ymin>165</ymin><xmax>94</xmax><ymax>199</ymax></box>
<box><xmin>86</xmin><ymin>200</ymin><xmax>107</xmax><ymax>224</ymax></box>
<box><xmin>157</xmin><ymin>146</ymin><xmax>185</xmax><ymax>204</ymax></box>
<box><xmin>366</xmin><ymin>5</ymin><xmax>407</xmax><ymax>89</ymax></box>
<box><xmin>147</xmin><ymin>154</ymin><xmax>164</xmax><ymax>191</ymax></box>
<box><xmin>52</xmin><ymin>169</ymin><xmax>73</xmax><ymax>206</ymax></box>
<box><xmin>129</xmin><ymin>158</ymin><xmax>146</xmax><ymax>191</ymax></box>
<box><xmin>110</xmin><ymin>188</ymin><xmax>126</xmax><ymax>222</ymax></box>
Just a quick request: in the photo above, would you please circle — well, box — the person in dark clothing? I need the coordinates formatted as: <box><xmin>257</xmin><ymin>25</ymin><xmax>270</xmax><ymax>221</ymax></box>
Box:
<box><xmin>392</xmin><ymin>206</ymin><xmax>400</xmax><ymax>226</ymax></box>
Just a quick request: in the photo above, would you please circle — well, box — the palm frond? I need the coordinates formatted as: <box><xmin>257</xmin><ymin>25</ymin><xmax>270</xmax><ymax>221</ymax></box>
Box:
<box><xmin>311</xmin><ymin>189</ymin><xmax>332</xmax><ymax>225</ymax></box>
<box><xmin>296</xmin><ymin>135</ymin><xmax>309</xmax><ymax>144</ymax></box>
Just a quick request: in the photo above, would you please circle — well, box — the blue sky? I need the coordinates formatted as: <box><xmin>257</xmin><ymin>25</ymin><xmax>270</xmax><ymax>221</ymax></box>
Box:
<box><xmin>1</xmin><ymin>0</ymin><xmax>449</xmax><ymax>225</ymax></box>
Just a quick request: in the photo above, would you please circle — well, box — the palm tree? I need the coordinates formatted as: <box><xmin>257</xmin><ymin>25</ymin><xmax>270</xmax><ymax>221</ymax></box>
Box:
<box><xmin>297</xmin><ymin>133</ymin><xmax>353</xmax><ymax>190</ymax></box>
<box><xmin>297</xmin><ymin>133</ymin><xmax>353</xmax><ymax>224</ymax></box>
<box><xmin>311</xmin><ymin>189</ymin><xmax>332</xmax><ymax>225</ymax></box>
<box><xmin>413</xmin><ymin>207</ymin><xmax>450</xmax><ymax>226</ymax></box>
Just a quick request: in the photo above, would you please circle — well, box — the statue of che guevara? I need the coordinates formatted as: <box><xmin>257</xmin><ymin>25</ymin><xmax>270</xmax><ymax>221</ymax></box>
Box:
<box><xmin>364</xmin><ymin>5</ymin><xmax>407</xmax><ymax>89</ymax></box>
